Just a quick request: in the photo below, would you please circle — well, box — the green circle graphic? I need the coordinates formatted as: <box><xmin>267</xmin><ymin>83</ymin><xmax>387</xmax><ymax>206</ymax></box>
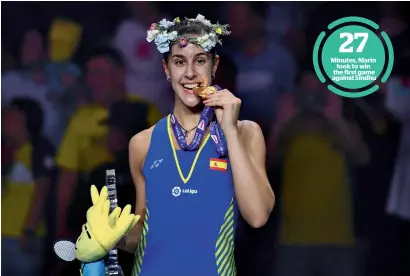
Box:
<box><xmin>321</xmin><ymin>25</ymin><xmax>385</xmax><ymax>89</ymax></box>
<box><xmin>313</xmin><ymin>16</ymin><xmax>395</xmax><ymax>98</ymax></box>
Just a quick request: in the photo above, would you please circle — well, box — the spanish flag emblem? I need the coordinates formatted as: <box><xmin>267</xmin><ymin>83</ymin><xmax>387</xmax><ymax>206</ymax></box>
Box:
<box><xmin>209</xmin><ymin>158</ymin><xmax>228</xmax><ymax>172</ymax></box>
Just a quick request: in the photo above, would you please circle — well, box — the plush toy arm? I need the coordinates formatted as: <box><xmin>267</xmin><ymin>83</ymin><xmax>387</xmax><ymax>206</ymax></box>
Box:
<box><xmin>80</xmin><ymin>259</ymin><xmax>105</xmax><ymax>276</ymax></box>
<box><xmin>76</xmin><ymin>186</ymin><xmax>140</xmax><ymax>262</ymax></box>
<box><xmin>76</xmin><ymin>223</ymin><xmax>107</xmax><ymax>262</ymax></box>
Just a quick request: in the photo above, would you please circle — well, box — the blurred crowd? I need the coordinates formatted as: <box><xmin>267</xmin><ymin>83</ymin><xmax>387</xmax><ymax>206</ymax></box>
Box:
<box><xmin>1</xmin><ymin>1</ymin><xmax>410</xmax><ymax>276</ymax></box>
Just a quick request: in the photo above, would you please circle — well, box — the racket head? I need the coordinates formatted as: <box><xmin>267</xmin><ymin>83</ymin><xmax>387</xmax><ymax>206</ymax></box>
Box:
<box><xmin>53</xmin><ymin>239</ymin><xmax>77</xmax><ymax>262</ymax></box>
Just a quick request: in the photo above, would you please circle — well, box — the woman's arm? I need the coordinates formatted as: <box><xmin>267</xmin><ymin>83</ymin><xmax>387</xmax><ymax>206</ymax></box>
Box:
<box><xmin>225</xmin><ymin>121</ymin><xmax>275</xmax><ymax>228</ymax></box>
<box><xmin>117</xmin><ymin>128</ymin><xmax>152</xmax><ymax>253</ymax></box>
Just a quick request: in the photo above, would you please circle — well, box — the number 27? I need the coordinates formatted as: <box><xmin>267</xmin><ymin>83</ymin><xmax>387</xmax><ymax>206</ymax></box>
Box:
<box><xmin>339</xmin><ymin>32</ymin><xmax>368</xmax><ymax>53</ymax></box>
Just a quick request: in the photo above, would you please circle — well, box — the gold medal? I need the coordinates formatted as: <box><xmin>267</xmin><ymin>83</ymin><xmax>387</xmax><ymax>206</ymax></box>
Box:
<box><xmin>193</xmin><ymin>86</ymin><xmax>217</xmax><ymax>99</ymax></box>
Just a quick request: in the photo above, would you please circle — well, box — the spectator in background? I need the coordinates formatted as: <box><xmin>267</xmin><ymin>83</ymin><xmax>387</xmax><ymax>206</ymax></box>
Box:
<box><xmin>55</xmin><ymin>46</ymin><xmax>162</xmax><ymax>240</ymax></box>
<box><xmin>42</xmin><ymin>18</ymin><xmax>83</xmax><ymax>145</ymax></box>
<box><xmin>224</xmin><ymin>2</ymin><xmax>296</xmax><ymax>136</ymax></box>
<box><xmin>269</xmin><ymin>71</ymin><xmax>369</xmax><ymax>276</ymax></box>
<box><xmin>375</xmin><ymin>61</ymin><xmax>410</xmax><ymax>276</ymax></box>
<box><xmin>60</xmin><ymin>101</ymin><xmax>151</xmax><ymax>276</ymax></box>
<box><xmin>2</xmin><ymin>30</ymin><xmax>47</xmax><ymax>116</ymax></box>
<box><xmin>265</xmin><ymin>2</ymin><xmax>307</xmax><ymax>64</ymax></box>
<box><xmin>1</xmin><ymin>21</ymin><xmax>82</xmax><ymax>148</ymax></box>
<box><xmin>87</xmin><ymin>101</ymin><xmax>151</xmax><ymax>276</ymax></box>
<box><xmin>113</xmin><ymin>1</ymin><xmax>172</xmax><ymax>114</ymax></box>
<box><xmin>265</xmin><ymin>2</ymin><xmax>305</xmax><ymax>42</ymax></box>
<box><xmin>358</xmin><ymin>6</ymin><xmax>409</xmax><ymax>272</ymax></box>
<box><xmin>19</xmin><ymin>29</ymin><xmax>46</xmax><ymax>67</ymax></box>
<box><xmin>346</xmin><ymin>77</ymin><xmax>404</xmax><ymax>276</ymax></box>
<box><xmin>1</xmin><ymin>98</ymin><xmax>57</xmax><ymax>276</ymax></box>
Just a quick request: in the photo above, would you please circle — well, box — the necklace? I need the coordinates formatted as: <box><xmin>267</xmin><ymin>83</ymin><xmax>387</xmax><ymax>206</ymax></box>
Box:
<box><xmin>179</xmin><ymin>124</ymin><xmax>197</xmax><ymax>137</ymax></box>
<box><xmin>170</xmin><ymin>84</ymin><xmax>227</xmax><ymax>157</ymax></box>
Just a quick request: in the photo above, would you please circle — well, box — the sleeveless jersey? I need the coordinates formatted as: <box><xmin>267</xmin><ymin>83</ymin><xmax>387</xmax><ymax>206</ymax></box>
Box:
<box><xmin>133</xmin><ymin>115</ymin><xmax>237</xmax><ymax>276</ymax></box>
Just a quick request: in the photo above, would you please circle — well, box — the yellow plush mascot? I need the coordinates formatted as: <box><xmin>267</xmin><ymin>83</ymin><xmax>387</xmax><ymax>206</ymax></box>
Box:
<box><xmin>71</xmin><ymin>185</ymin><xmax>139</xmax><ymax>276</ymax></box>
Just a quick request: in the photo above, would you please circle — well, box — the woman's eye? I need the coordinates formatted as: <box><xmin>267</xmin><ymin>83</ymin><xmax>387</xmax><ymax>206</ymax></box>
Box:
<box><xmin>195</xmin><ymin>59</ymin><xmax>206</xmax><ymax>65</ymax></box>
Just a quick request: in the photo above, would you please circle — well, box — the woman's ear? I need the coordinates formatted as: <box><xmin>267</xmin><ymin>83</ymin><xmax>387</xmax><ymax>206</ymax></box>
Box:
<box><xmin>162</xmin><ymin>59</ymin><xmax>170</xmax><ymax>79</ymax></box>
<box><xmin>212</xmin><ymin>55</ymin><xmax>220</xmax><ymax>76</ymax></box>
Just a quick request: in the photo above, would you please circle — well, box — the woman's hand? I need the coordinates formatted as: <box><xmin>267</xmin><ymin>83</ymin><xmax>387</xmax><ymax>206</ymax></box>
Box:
<box><xmin>203</xmin><ymin>89</ymin><xmax>241</xmax><ymax>133</ymax></box>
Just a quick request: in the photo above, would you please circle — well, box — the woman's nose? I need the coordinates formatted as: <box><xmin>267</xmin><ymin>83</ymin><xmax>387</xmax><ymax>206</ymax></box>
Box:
<box><xmin>185</xmin><ymin>64</ymin><xmax>197</xmax><ymax>79</ymax></box>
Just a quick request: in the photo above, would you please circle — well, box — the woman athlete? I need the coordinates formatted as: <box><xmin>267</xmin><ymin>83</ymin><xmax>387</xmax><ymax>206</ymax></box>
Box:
<box><xmin>74</xmin><ymin>14</ymin><xmax>275</xmax><ymax>276</ymax></box>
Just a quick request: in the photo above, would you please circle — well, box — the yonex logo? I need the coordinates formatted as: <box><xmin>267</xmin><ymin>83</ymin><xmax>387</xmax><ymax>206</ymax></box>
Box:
<box><xmin>150</xmin><ymin>159</ymin><xmax>163</xmax><ymax>170</ymax></box>
<box><xmin>171</xmin><ymin>186</ymin><xmax>198</xmax><ymax>197</ymax></box>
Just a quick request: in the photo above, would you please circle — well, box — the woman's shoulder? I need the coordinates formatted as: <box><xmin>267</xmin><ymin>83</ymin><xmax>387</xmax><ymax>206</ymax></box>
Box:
<box><xmin>237</xmin><ymin>120</ymin><xmax>265</xmax><ymax>143</ymax></box>
<box><xmin>129</xmin><ymin>125</ymin><xmax>155</xmax><ymax>158</ymax></box>
<box><xmin>128</xmin><ymin>125</ymin><xmax>159</xmax><ymax>173</ymax></box>
<box><xmin>238</xmin><ymin>120</ymin><xmax>262</xmax><ymax>134</ymax></box>
<box><xmin>131</xmin><ymin>115</ymin><xmax>169</xmax><ymax>144</ymax></box>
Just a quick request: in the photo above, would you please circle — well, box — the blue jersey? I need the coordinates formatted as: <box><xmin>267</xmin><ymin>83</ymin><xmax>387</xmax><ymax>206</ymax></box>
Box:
<box><xmin>132</xmin><ymin>115</ymin><xmax>237</xmax><ymax>276</ymax></box>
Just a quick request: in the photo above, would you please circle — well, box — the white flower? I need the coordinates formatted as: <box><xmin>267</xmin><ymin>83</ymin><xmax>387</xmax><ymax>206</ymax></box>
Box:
<box><xmin>167</xmin><ymin>31</ymin><xmax>178</xmax><ymax>41</ymax></box>
<box><xmin>196</xmin><ymin>14</ymin><xmax>212</xmax><ymax>27</ymax></box>
<box><xmin>146</xmin><ymin>29</ymin><xmax>159</xmax><ymax>42</ymax></box>
<box><xmin>196</xmin><ymin>14</ymin><xmax>206</xmax><ymax>21</ymax></box>
<box><xmin>201</xmin><ymin>39</ymin><xmax>216</xmax><ymax>51</ymax></box>
<box><xmin>159</xmin><ymin>19</ymin><xmax>175</xmax><ymax>29</ymax></box>
<box><xmin>146</xmin><ymin>15</ymin><xmax>230</xmax><ymax>54</ymax></box>
<box><xmin>154</xmin><ymin>32</ymin><xmax>171</xmax><ymax>53</ymax></box>
<box><xmin>210</xmin><ymin>33</ymin><xmax>218</xmax><ymax>44</ymax></box>
<box><xmin>196</xmin><ymin>33</ymin><xmax>217</xmax><ymax>52</ymax></box>
<box><xmin>196</xmin><ymin>34</ymin><xmax>209</xmax><ymax>43</ymax></box>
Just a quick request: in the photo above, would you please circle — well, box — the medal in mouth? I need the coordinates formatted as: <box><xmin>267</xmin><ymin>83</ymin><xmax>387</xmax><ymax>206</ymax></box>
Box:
<box><xmin>193</xmin><ymin>86</ymin><xmax>218</xmax><ymax>99</ymax></box>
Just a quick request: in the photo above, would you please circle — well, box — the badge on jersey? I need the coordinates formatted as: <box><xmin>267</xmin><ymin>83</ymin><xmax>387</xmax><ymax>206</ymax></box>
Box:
<box><xmin>209</xmin><ymin>158</ymin><xmax>227</xmax><ymax>172</ymax></box>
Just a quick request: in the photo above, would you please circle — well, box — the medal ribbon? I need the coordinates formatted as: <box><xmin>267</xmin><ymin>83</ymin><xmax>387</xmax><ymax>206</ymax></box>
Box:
<box><xmin>170</xmin><ymin>85</ymin><xmax>227</xmax><ymax>157</ymax></box>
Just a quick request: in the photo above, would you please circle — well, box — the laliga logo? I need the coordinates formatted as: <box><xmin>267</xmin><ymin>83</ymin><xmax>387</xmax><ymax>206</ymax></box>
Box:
<box><xmin>172</xmin><ymin>186</ymin><xmax>198</xmax><ymax>197</ymax></box>
<box><xmin>172</xmin><ymin>187</ymin><xmax>181</xmax><ymax>197</ymax></box>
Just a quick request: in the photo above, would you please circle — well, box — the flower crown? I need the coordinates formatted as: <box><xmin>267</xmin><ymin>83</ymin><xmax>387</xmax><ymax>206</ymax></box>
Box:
<box><xmin>146</xmin><ymin>14</ymin><xmax>231</xmax><ymax>53</ymax></box>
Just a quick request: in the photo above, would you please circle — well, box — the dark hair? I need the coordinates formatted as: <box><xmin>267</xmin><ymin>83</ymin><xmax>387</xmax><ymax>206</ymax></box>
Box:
<box><xmin>163</xmin><ymin>19</ymin><xmax>217</xmax><ymax>62</ymax></box>
<box><xmin>9</xmin><ymin>97</ymin><xmax>44</xmax><ymax>142</ymax></box>
<box><xmin>86</xmin><ymin>46</ymin><xmax>125</xmax><ymax>68</ymax></box>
